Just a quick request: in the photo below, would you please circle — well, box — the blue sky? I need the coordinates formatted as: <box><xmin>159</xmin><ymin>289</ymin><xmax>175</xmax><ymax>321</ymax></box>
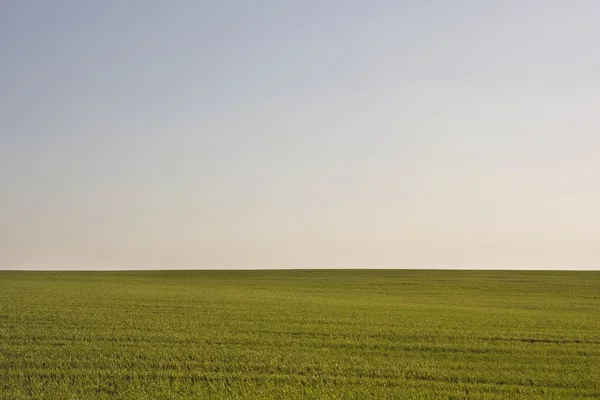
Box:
<box><xmin>1</xmin><ymin>1</ymin><xmax>599</xmax><ymax>270</ymax></box>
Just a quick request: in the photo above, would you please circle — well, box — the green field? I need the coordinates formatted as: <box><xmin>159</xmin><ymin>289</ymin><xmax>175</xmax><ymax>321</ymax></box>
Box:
<box><xmin>1</xmin><ymin>270</ymin><xmax>599</xmax><ymax>399</ymax></box>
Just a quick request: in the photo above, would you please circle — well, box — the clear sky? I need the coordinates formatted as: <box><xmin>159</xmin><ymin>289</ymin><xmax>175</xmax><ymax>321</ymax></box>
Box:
<box><xmin>1</xmin><ymin>1</ymin><xmax>599</xmax><ymax>270</ymax></box>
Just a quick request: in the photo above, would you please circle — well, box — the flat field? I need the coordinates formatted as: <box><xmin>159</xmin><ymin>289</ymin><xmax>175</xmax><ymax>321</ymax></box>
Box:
<box><xmin>1</xmin><ymin>270</ymin><xmax>599</xmax><ymax>399</ymax></box>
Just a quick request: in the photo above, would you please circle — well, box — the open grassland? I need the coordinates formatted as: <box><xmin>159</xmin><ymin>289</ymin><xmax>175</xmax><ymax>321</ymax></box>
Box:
<box><xmin>1</xmin><ymin>269</ymin><xmax>599</xmax><ymax>399</ymax></box>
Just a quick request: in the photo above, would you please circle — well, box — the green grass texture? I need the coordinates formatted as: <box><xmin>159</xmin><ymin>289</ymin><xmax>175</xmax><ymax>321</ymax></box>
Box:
<box><xmin>1</xmin><ymin>269</ymin><xmax>599</xmax><ymax>399</ymax></box>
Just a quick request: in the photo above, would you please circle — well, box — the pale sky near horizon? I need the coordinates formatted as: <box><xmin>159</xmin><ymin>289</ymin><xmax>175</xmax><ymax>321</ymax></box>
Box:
<box><xmin>1</xmin><ymin>1</ymin><xmax>599</xmax><ymax>270</ymax></box>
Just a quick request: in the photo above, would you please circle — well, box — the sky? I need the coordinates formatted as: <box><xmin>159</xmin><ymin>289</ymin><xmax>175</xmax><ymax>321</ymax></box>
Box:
<box><xmin>1</xmin><ymin>1</ymin><xmax>599</xmax><ymax>270</ymax></box>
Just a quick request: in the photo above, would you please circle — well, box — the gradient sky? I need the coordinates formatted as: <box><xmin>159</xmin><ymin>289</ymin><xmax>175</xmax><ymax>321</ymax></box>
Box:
<box><xmin>1</xmin><ymin>1</ymin><xmax>599</xmax><ymax>270</ymax></box>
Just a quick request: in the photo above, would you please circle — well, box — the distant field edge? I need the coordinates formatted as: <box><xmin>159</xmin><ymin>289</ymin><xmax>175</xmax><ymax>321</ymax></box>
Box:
<box><xmin>1</xmin><ymin>267</ymin><xmax>599</xmax><ymax>272</ymax></box>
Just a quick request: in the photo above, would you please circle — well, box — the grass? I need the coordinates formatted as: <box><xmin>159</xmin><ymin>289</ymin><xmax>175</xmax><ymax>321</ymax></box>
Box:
<box><xmin>1</xmin><ymin>269</ymin><xmax>599</xmax><ymax>399</ymax></box>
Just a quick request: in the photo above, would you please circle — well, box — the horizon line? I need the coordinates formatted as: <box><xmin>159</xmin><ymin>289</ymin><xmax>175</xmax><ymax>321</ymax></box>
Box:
<box><xmin>2</xmin><ymin>267</ymin><xmax>599</xmax><ymax>272</ymax></box>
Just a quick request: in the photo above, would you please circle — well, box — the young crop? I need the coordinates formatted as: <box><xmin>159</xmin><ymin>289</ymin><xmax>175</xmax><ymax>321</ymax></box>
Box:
<box><xmin>1</xmin><ymin>270</ymin><xmax>599</xmax><ymax>399</ymax></box>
